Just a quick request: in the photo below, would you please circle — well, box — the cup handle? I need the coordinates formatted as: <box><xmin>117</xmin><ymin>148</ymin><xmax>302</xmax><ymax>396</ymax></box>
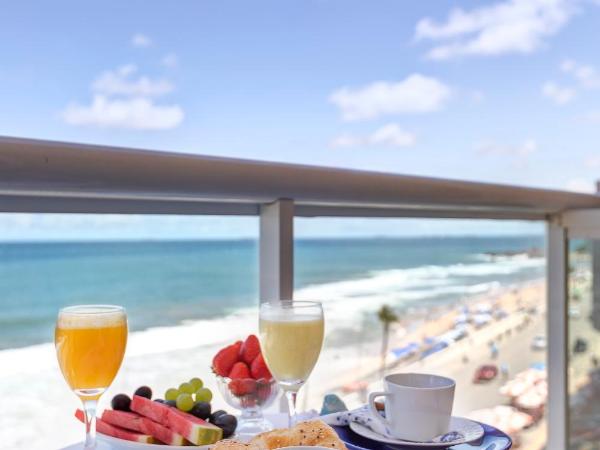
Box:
<box><xmin>368</xmin><ymin>391</ymin><xmax>391</xmax><ymax>427</ymax></box>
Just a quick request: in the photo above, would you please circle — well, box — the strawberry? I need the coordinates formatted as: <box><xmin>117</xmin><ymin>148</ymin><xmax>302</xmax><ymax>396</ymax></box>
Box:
<box><xmin>240</xmin><ymin>334</ymin><xmax>261</xmax><ymax>365</ymax></box>
<box><xmin>232</xmin><ymin>340</ymin><xmax>243</xmax><ymax>355</ymax></box>
<box><xmin>228</xmin><ymin>378</ymin><xmax>256</xmax><ymax>397</ymax></box>
<box><xmin>250</xmin><ymin>354</ymin><xmax>272</xmax><ymax>380</ymax></box>
<box><xmin>229</xmin><ymin>361</ymin><xmax>251</xmax><ymax>379</ymax></box>
<box><xmin>213</xmin><ymin>342</ymin><xmax>241</xmax><ymax>377</ymax></box>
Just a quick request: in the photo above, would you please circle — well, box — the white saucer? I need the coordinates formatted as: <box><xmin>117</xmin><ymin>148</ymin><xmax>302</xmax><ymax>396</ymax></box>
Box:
<box><xmin>349</xmin><ymin>417</ymin><xmax>484</xmax><ymax>448</ymax></box>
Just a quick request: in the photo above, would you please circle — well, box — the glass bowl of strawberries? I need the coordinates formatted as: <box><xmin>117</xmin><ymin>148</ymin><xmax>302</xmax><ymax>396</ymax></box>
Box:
<box><xmin>213</xmin><ymin>334</ymin><xmax>279</xmax><ymax>438</ymax></box>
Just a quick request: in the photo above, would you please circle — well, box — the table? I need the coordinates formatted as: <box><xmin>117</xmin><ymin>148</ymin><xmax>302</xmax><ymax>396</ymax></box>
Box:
<box><xmin>61</xmin><ymin>414</ymin><xmax>511</xmax><ymax>449</ymax></box>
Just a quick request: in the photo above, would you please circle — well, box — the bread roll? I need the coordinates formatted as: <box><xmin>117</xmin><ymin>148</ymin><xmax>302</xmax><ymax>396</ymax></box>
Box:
<box><xmin>213</xmin><ymin>419</ymin><xmax>347</xmax><ymax>450</ymax></box>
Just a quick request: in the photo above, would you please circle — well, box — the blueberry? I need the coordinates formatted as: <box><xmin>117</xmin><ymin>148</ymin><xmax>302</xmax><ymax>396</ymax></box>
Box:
<box><xmin>209</xmin><ymin>410</ymin><xmax>227</xmax><ymax>423</ymax></box>
<box><xmin>190</xmin><ymin>402</ymin><xmax>211</xmax><ymax>420</ymax></box>
<box><xmin>165</xmin><ymin>400</ymin><xmax>177</xmax><ymax>408</ymax></box>
<box><xmin>134</xmin><ymin>386</ymin><xmax>153</xmax><ymax>399</ymax></box>
<box><xmin>111</xmin><ymin>394</ymin><xmax>131</xmax><ymax>411</ymax></box>
<box><xmin>213</xmin><ymin>414</ymin><xmax>237</xmax><ymax>438</ymax></box>
<box><xmin>154</xmin><ymin>399</ymin><xmax>166</xmax><ymax>404</ymax></box>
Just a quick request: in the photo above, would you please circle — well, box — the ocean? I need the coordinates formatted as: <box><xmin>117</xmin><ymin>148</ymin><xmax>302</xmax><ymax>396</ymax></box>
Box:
<box><xmin>0</xmin><ymin>236</ymin><xmax>545</xmax><ymax>351</ymax></box>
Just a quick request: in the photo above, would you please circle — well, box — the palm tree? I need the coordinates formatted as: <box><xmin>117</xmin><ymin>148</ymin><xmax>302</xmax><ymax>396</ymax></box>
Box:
<box><xmin>377</xmin><ymin>305</ymin><xmax>398</xmax><ymax>375</ymax></box>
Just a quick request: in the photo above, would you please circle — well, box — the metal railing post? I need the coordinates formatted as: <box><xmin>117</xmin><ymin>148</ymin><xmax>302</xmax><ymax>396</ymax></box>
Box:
<box><xmin>546</xmin><ymin>220</ymin><xmax>569</xmax><ymax>449</ymax></box>
<box><xmin>259</xmin><ymin>199</ymin><xmax>294</xmax><ymax>302</ymax></box>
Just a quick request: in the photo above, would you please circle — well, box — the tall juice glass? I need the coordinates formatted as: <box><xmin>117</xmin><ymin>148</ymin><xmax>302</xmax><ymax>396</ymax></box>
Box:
<box><xmin>259</xmin><ymin>301</ymin><xmax>324</xmax><ymax>426</ymax></box>
<box><xmin>55</xmin><ymin>305</ymin><xmax>128</xmax><ymax>449</ymax></box>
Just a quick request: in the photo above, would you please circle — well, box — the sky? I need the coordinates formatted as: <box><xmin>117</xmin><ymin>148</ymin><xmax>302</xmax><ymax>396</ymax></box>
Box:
<box><xmin>1</xmin><ymin>0</ymin><xmax>598</xmax><ymax>240</ymax></box>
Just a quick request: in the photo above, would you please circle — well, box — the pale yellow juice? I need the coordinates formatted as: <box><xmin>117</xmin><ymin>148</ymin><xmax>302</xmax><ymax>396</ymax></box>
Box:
<box><xmin>259</xmin><ymin>315</ymin><xmax>324</xmax><ymax>388</ymax></box>
<box><xmin>55</xmin><ymin>311</ymin><xmax>127</xmax><ymax>396</ymax></box>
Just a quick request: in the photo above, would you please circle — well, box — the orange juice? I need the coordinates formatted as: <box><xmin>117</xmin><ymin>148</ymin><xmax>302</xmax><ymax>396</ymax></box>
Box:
<box><xmin>55</xmin><ymin>307</ymin><xmax>127</xmax><ymax>397</ymax></box>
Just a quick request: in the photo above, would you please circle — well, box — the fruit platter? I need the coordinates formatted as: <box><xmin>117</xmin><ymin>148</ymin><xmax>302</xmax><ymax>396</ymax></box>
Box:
<box><xmin>76</xmin><ymin>381</ymin><xmax>236</xmax><ymax>448</ymax></box>
<box><xmin>74</xmin><ymin>334</ymin><xmax>275</xmax><ymax>447</ymax></box>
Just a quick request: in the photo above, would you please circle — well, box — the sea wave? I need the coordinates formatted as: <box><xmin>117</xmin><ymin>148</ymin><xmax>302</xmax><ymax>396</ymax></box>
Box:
<box><xmin>0</xmin><ymin>255</ymin><xmax>544</xmax><ymax>377</ymax></box>
<box><xmin>296</xmin><ymin>257</ymin><xmax>544</xmax><ymax>306</ymax></box>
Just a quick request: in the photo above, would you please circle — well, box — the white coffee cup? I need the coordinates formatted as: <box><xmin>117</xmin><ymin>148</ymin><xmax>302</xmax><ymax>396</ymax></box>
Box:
<box><xmin>368</xmin><ymin>373</ymin><xmax>455</xmax><ymax>442</ymax></box>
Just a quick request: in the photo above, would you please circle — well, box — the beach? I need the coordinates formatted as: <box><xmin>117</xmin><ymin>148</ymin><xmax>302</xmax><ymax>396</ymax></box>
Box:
<box><xmin>0</xmin><ymin>237</ymin><xmax>546</xmax><ymax>449</ymax></box>
<box><xmin>309</xmin><ymin>280</ymin><xmax>546</xmax><ymax>409</ymax></box>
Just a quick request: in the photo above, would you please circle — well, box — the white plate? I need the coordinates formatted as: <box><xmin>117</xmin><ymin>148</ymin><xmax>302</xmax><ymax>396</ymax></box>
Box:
<box><xmin>349</xmin><ymin>417</ymin><xmax>484</xmax><ymax>449</ymax></box>
<box><xmin>98</xmin><ymin>433</ymin><xmax>213</xmax><ymax>449</ymax></box>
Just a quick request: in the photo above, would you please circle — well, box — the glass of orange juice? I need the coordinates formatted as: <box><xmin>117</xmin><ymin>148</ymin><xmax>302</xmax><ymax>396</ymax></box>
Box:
<box><xmin>259</xmin><ymin>301</ymin><xmax>324</xmax><ymax>426</ymax></box>
<box><xmin>55</xmin><ymin>305</ymin><xmax>128</xmax><ymax>449</ymax></box>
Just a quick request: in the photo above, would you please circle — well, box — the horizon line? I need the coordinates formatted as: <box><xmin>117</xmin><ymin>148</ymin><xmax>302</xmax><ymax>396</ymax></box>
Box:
<box><xmin>0</xmin><ymin>233</ymin><xmax>545</xmax><ymax>245</ymax></box>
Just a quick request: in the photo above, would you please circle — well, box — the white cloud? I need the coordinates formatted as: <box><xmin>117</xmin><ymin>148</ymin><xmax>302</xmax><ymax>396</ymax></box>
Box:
<box><xmin>62</xmin><ymin>95</ymin><xmax>184</xmax><ymax>130</ymax></box>
<box><xmin>543</xmin><ymin>59</ymin><xmax>600</xmax><ymax>106</ymax></box>
<box><xmin>477</xmin><ymin>138</ymin><xmax>537</xmax><ymax>168</ymax></box>
<box><xmin>560</xmin><ymin>59</ymin><xmax>600</xmax><ymax>88</ymax></box>
<box><xmin>63</xmin><ymin>60</ymin><xmax>183</xmax><ymax>130</ymax></box>
<box><xmin>541</xmin><ymin>81</ymin><xmax>575</xmax><ymax>104</ymax></box>
<box><xmin>329</xmin><ymin>74</ymin><xmax>451</xmax><ymax>121</ymax></box>
<box><xmin>132</xmin><ymin>33</ymin><xmax>152</xmax><ymax>48</ymax></box>
<box><xmin>415</xmin><ymin>0</ymin><xmax>575</xmax><ymax>60</ymax></box>
<box><xmin>92</xmin><ymin>65</ymin><xmax>174</xmax><ymax>97</ymax></box>
<box><xmin>330</xmin><ymin>124</ymin><xmax>416</xmax><ymax>148</ymax></box>
<box><xmin>161</xmin><ymin>53</ymin><xmax>179</xmax><ymax>68</ymax></box>
<box><xmin>565</xmin><ymin>178</ymin><xmax>595</xmax><ymax>193</ymax></box>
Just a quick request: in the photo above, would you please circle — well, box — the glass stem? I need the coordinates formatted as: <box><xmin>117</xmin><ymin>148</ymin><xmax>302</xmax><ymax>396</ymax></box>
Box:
<box><xmin>82</xmin><ymin>399</ymin><xmax>98</xmax><ymax>449</ymax></box>
<box><xmin>285</xmin><ymin>390</ymin><xmax>297</xmax><ymax>428</ymax></box>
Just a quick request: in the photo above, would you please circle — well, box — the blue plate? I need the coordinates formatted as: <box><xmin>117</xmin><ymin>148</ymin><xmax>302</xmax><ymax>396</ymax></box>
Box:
<box><xmin>332</xmin><ymin>423</ymin><xmax>512</xmax><ymax>450</ymax></box>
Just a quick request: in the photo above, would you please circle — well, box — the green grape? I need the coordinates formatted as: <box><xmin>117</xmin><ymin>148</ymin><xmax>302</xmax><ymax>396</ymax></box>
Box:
<box><xmin>176</xmin><ymin>393</ymin><xmax>194</xmax><ymax>412</ymax></box>
<box><xmin>179</xmin><ymin>382</ymin><xmax>194</xmax><ymax>394</ymax></box>
<box><xmin>190</xmin><ymin>377</ymin><xmax>204</xmax><ymax>391</ymax></box>
<box><xmin>195</xmin><ymin>387</ymin><xmax>213</xmax><ymax>403</ymax></box>
<box><xmin>165</xmin><ymin>388</ymin><xmax>179</xmax><ymax>401</ymax></box>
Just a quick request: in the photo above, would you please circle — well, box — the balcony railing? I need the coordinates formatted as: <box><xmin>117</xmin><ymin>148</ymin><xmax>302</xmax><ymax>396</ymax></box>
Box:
<box><xmin>3</xmin><ymin>135</ymin><xmax>600</xmax><ymax>450</ymax></box>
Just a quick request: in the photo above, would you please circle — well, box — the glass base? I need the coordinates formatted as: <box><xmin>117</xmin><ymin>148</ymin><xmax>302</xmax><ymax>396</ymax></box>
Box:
<box><xmin>75</xmin><ymin>438</ymin><xmax>115</xmax><ymax>450</ymax></box>
<box><xmin>236</xmin><ymin>415</ymin><xmax>274</xmax><ymax>441</ymax></box>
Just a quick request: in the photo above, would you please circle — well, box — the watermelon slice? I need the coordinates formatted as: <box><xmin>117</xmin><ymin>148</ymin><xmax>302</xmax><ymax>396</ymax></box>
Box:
<box><xmin>168</xmin><ymin>407</ymin><xmax>223</xmax><ymax>444</ymax></box>
<box><xmin>101</xmin><ymin>409</ymin><xmax>187</xmax><ymax>446</ymax></box>
<box><xmin>101</xmin><ymin>409</ymin><xmax>145</xmax><ymax>433</ymax></box>
<box><xmin>131</xmin><ymin>395</ymin><xmax>223</xmax><ymax>445</ymax></box>
<box><xmin>141</xmin><ymin>416</ymin><xmax>187</xmax><ymax>446</ymax></box>
<box><xmin>74</xmin><ymin>409</ymin><xmax>155</xmax><ymax>444</ymax></box>
<box><xmin>130</xmin><ymin>395</ymin><xmax>170</xmax><ymax>423</ymax></box>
